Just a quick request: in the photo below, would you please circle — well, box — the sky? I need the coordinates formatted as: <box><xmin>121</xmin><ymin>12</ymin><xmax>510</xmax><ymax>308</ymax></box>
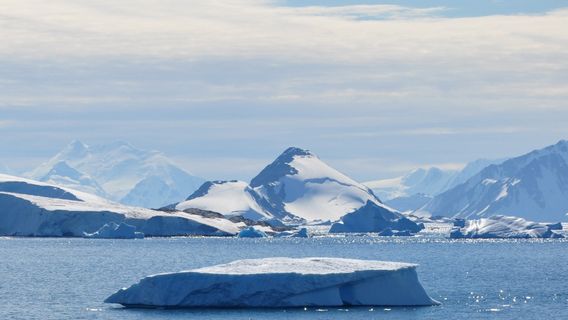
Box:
<box><xmin>1</xmin><ymin>0</ymin><xmax>567</xmax><ymax>182</ymax></box>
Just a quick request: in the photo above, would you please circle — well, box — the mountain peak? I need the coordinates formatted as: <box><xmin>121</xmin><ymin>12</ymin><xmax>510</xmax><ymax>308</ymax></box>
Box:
<box><xmin>279</xmin><ymin>147</ymin><xmax>314</xmax><ymax>159</ymax></box>
<box><xmin>250</xmin><ymin>147</ymin><xmax>314</xmax><ymax>187</ymax></box>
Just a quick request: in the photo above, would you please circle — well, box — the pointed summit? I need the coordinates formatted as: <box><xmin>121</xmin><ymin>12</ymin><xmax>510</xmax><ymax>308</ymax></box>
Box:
<box><xmin>251</xmin><ymin>147</ymin><xmax>315</xmax><ymax>188</ymax></box>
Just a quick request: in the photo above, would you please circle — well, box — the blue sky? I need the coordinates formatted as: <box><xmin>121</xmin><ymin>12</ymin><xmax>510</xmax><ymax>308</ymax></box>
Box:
<box><xmin>282</xmin><ymin>0</ymin><xmax>566</xmax><ymax>17</ymax></box>
<box><xmin>1</xmin><ymin>0</ymin><xmax>567</xmax><ymax>182</ymax></box>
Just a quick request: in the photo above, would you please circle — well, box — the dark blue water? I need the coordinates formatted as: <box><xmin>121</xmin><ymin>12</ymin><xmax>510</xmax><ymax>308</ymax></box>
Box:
<box><xmin>1</xmin><ymin>236</ymin><xmax>567</xmax><ymax>320</ymax></box>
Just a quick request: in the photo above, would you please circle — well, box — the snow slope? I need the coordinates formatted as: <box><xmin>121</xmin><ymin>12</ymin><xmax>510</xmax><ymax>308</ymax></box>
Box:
<box><xmin>417</xmin><ymin>140</ymin><xmax>568</xmax><ymax>222</ymax></box>
<box><xmin>450</xmin><ymin>215</ymin><xmax>564</xmax><ymax>239</ymax></box>
<box><xmin>250</xmin><ymin>147</ymin><xmax>391</xmax><ymax>222</ymax></box>
<box><xmin>28</xmin><ymin>140</ymin><xmax>204</xmax><ymax>208</ymax></box>
<box><xmin>105</xmin><ymin>257</ymin><xmax>438</xmax><ymax>308</ymax></box>
<box><xmin>175</xmin><ymin>181</ymin><xmax>274</xmax><ymax>221</ymax></box>
<box><xmin>0</xmin><ymin>174</ymin><xmax>240</xmax><ymax>237</ymax></box>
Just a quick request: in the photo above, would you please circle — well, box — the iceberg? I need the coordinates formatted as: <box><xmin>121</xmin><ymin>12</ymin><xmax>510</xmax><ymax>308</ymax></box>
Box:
<box><xmin>378</xmin><ymin>228</ymin><xmax>412</xmax><ymax>237</ymax></box>
<box><xmin>329</xmin><ymin>201</ymin><xmax>424</xmax><ymax>234</ymax></box>
<box><xmin>450</xmin><ymin>215</ymin><xmax>564</xmax><ymax>239</ymax></box>
<box><xmin>83</xmin><ymin>222</ymin><xmax>144</xmax><ymax>239</ymax></box>
<box><xmin>275</xmin><ymin>227</ymin><xmax>309</xmax><ymax>238</ymax></box>
<box><xmin>237</xmin><ymin>226</ymin><xmax>268</xmax><ymax>238</ymax></box>
<box><xmin>105</xmin><ymin>257</ymin><xmax>439</xmax><ymax>308</ymax></box>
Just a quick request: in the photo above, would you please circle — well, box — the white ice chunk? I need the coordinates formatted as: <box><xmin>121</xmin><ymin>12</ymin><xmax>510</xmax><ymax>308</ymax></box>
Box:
<box><xmin>450</xmin><ymin>215</ymin><xmax>564</xmax><ymax>239</ymax></box>
<box><xmin>105</xmin><ymin>257</ymin><xmax>439</xmax><ymax>308</ymax></box>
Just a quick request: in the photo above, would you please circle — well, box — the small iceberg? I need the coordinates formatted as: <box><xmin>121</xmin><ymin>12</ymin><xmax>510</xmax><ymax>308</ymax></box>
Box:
<box><xmin>329</xmin><ymin>201</ymin><xmax>424</xmax><ymax>235</ymax></box>
<box><xmin>378</xmin><ymin>228</ymin><xmax>412</xmax><ymax>237</ymax></box>
<box><xmin>450</xmin><ymin>215</ymin><xmax>564</xmax><ymax>239</ymax></box>
<box><xmin>105</xmin><ymin>257</ymin><xmax>439</xmax><ymax>308</ymax></box>
<box><xmin>275</xmin><ymin>227</ymin><xmax>309</xmax><ymax>238</ymax></box>
<box><xmin>83</xmin><ymin>222</ymin><xmax>144</xmax><ymax>239</ymax></box>
<box><xmin>237</xmin><ymin>226</ymin><xmax>267</xmax><ymax>238</ymax></box>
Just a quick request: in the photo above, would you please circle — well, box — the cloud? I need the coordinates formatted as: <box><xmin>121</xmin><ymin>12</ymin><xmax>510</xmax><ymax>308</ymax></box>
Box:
<box><xmin>0</xmin><ymin>1</ymin><xmax>567</xmax><ymax>180</ymax></box>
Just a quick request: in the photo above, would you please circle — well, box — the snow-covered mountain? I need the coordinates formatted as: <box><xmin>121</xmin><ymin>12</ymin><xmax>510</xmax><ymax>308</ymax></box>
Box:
<box><xmin>39</xmin><ymin>161</ymin><xmax>107</xmax><ymax>198</ymax></box>
<box><xmin>28</xmin><ymin>140</ymin><xmax>204</xmax><ymax>208</ymax></box>
<box><xmin>175</xmin><ymin>180</ymin><xmax>275</xmax><ymax>221</ymax></box>
<box><xmin>0</xmin><ymin>173</ymin><xmax>241</xmax><ymax>237</ymax></box>
<box><xmin>385</xmin><ymin>193</ymin><xmax>433</xmax><ymax>213</ymax></box>
<box><xmin>417</xmin><ymin>140</ymin><xmax>568</xmax><ymax>222</ymax></box>
<box><xmin>250</xmin><ymin>147</ymin><xmax>392</xmax><ymax>223</ymax></box>
<box><xmin>172</xmin><ymin>147</ymin><xmax>419</xmax><ymax>231</ymax></box>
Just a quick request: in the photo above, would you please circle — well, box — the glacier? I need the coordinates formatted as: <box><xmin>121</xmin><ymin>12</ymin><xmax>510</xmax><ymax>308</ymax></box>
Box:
<box><xmin>104</xmin><ymin>257</ymin><xmax>439</xmax><ymax>308</ymax></box>
<box><xmin>0</xmin><ymin>174</ymin><xmax>241</xmax><ymax>237</ymax></box>
<box><xmin>449</xmin><ymin>215</ymin><xmax>564</xmax><ymax>239</ymax></box>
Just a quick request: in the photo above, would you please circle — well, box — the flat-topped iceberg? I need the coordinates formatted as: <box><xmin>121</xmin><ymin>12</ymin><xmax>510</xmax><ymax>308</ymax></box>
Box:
<box><xmin>105</xmin><ymin>257</ymin><xmax>438</xmax><ymax>308</ymax></box>
<box><xmin>450</xmin><ymin>215</ymin><xmax>564</xmax><ymax>239</ymax></box>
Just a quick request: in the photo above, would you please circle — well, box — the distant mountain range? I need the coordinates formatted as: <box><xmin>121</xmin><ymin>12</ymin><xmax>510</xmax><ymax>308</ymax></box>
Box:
<box><xmin>7</xmin><ymin>138</ymin><xmax>568</xmax><ymax>223</ymax></box>
<box><xmin>27</xmin><ymin>140</ymin><xmax>204</xmax><ymax>208</ymax></box>
<box><xmin>365</xmin><ymin>158</ymin><xmax>503</xmax><ymax>201</ymax></box>
<box><xmin>365</xmin><ymin>158</ymin><xmax>504</xmax><ymax>213</ymax></box>
<box><xmin>416</xmin><ymin>140</ymin><xmax>568</xmax><ymax>222</ymax></box>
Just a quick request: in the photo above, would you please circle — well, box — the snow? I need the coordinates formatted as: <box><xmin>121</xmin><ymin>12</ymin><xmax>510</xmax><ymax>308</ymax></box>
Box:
<box><xmin>0</xmin><ymin>174</ymin><xmax>241</xmax><ymax>237</ymax></box>
<box><xmin>105</xmin><ymin>257</ymin><xmax>439</xmax><ymax>308</ymax></box>
<box><xmin>329</xmin><ymin>201</ymin><xmax>424</xmax><ymax>234</ymax></box>
<box><xmin>83</xmin><ymin>222</ymin><xmax>144</xmax><ymax>239</ymax></box>
<box><xmin>175</xmin><ymin>181</ymin><xmax>274</xmax><ymax>221</ymax></box>
<box><xmin>450</xmin><ymin>215</ymin><xmax>564</xmax><ymax>239</ymax></box>
<box><xmin>27</xmin><ymin>140</ymin><xmax>204</xmax><ymax>208</ymax></box>
<box><xmin>237</xmin><ymin>226</ymin><xmax>268</xmax><ymax>238</ymax></box>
